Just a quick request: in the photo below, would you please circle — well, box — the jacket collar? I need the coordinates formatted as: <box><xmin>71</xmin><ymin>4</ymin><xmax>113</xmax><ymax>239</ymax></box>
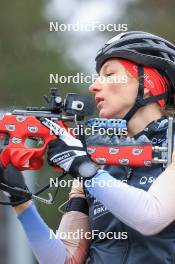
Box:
<box><xmin>133</xmin><ymin>117</ymin><xmax>168</xmax><ymax>145</ymax></box>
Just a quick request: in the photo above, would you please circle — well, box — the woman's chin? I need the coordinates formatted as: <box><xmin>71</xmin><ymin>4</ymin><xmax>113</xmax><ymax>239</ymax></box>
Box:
<box><xmin>99</xmin><ymin>110</ymin><xmax>114</xmax><ymax>119</ymax></box>
<box><xmin>99</xmin><ymin>109</ymin><xmax>123</xmax><ymax>119</ymax></box>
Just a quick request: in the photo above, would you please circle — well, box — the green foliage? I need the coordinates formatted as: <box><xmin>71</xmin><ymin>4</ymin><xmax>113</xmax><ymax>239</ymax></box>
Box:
<box><xmin>0</xmin><ymin>0</ymin><xmax>82</xmax><ymax>108</ymax></box>
<box><xmin>123</xmin><ymin>0</ymin><xmax>175</xmax><ymax>42</ymax></box>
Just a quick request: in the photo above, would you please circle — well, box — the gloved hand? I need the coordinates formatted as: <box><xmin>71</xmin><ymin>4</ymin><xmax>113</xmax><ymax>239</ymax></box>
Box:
<box><xmin>47</xmin><ymin>126</ymin><xmax>99</xmax><ymax>179</ymax></box>
<box><xmin>0</xmin><ymin>164</ymin><xmax>32</xmax><ymax>206</ymax></box>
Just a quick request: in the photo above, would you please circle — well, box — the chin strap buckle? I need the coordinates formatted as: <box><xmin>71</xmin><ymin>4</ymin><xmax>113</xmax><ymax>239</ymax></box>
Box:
<box><xmin>135</xmin><ymin>96</ymin><xmax>146</xmax><ymax>107</ymax></box>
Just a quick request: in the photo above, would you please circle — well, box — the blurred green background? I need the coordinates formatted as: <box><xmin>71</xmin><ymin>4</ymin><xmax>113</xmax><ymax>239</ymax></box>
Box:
<box><xmin>0</xmin><ymin>0</ymin><xmax>174</xmax><ymax>263</ymax></box>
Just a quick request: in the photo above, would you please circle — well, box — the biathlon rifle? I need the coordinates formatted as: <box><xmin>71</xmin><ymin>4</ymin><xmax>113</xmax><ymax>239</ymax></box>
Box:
<box><xmin>0</xmin><ymin>88</ymin><xmax>174</xmax><ymax>171</ymax></box>
<box><xmin>0</xmin><ymin>87</ymin><xmax>174</xmax><ymax>206</ymax></box>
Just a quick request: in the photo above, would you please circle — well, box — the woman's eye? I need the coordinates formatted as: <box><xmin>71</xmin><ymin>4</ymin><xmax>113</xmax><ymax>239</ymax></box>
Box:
<box><xmin>105</xmin><ymin>73</ymin><xmax>113</xmax><ymax>76</ymax></box>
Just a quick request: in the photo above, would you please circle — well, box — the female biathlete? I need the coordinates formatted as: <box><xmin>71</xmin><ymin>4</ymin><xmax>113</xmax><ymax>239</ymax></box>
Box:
<box><xmin>1</xmin><ymin>31</ymin><xmax>175</xmax><ymax>264</ymax></box>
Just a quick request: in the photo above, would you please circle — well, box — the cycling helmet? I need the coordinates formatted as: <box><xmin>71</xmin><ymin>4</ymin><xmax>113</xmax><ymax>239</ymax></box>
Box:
<box><xmin>95</xmin><ymin>31</ymin><xmax>175</xmax><ymax>121</ymax></box>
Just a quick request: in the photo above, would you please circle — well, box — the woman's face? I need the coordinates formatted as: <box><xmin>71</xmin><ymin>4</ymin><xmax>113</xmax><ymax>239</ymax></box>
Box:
<box><xmin>89</xmin><ymin>59</ymin><xmax>139</xmax><ymax>119</ymax></box>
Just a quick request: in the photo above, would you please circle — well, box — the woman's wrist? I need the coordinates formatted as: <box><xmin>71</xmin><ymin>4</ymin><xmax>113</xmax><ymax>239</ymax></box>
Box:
<box><xmin>14</xmin><ymin>200</ymin><xmax>33</xmax><ymax>215</ymax></box>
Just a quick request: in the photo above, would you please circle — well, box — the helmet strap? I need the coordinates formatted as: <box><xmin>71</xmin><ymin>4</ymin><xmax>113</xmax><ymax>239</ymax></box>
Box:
<box><xmin>124</xmin><ymin>65</ymin><xmax>144</xmax><ymax>121</ymax></box>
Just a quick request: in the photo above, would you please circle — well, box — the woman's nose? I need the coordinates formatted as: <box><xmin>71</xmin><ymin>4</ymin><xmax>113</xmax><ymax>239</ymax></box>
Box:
<box><xmin>89</xmin><ymin>79</ymin><xmax>101</xmax><ymax>93</ymax></box>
